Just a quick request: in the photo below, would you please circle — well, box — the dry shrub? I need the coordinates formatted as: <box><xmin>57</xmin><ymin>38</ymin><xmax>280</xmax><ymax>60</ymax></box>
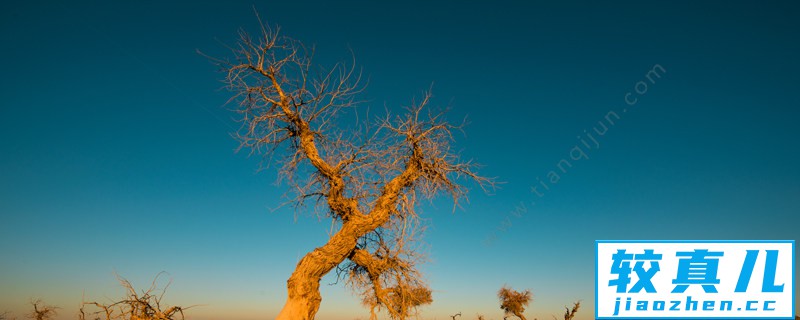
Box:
<box><xmin>79</xmin><ymin>274</ymin><xmax>193</xmax><ymax>320</ymax></box>
<box><xmin>563</xmin><ymin>301</ymin><xmax>580</xmax><ymax>320</ymax></box>
<box><xmin>28</xmin><ymin>299</ymin><xmax>57</xmax><ymax>320</ymax></box>
<box><xmin>2</xmin><ymin>311</ymin><xmax>17</xmax><ymax>320</ymax></box>
<box><xmin>498</xmin><ymin>286</ymin><xmax>532</xmax><ymax>320</ymax></box>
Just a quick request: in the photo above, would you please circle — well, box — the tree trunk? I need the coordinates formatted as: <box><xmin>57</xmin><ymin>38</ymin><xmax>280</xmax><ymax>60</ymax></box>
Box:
<box><xmin>275</xmin><ymin>213</ymin><xmax>392</xmax><ymax>320</ymax></box>
<box><xmin>275</xmin><ymin>244</ymin><xmax>346</xmax><ymax>320</ymax></box>
<box><xmin>275</xmin><ymin>270</ymin><xmax>322</xmax><ymax>320</ymax></box>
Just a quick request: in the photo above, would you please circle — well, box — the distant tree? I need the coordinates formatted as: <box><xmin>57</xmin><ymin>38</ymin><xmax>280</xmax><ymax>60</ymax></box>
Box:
<box><xmin>451</xmin><ymin>312</ymin><xmax>462</xmax><ymax>320</ymax></box>
<box><xmin>204</xmin><ymin>14</ymin><xmax>491</xmax><ymax>320</ymax></box>
<box><xmin>498</xmin><ymin>286</ymin><xmax>532</xmax><ymax>320</ymax></box>
<box><xmin>79</xmin><ymin>274</ymin><xmax>191</xmax><ymax>320</ymax></box>
<box><xmin>562</xmin><ymin>302</ymin><xmax>580</xmax><ymax>320</ymax></box>
<box><xmin>27</xmin><ymin>299</ymin><xmax>57</xmax><ymax>320</ymax></box>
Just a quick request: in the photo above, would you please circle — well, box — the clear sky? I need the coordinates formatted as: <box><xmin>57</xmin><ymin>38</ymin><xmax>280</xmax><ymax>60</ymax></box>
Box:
<box><xmin>1</xmin><ymin>1</ymin><xmax>798</xmax><ymax>320</ymax></box>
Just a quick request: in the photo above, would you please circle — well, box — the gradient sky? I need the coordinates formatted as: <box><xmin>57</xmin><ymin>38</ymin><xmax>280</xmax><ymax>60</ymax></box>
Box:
<box><xmin>1</xmin><ymin>1</ymin><xmax>798</xmax><ymax>320</ymax></box>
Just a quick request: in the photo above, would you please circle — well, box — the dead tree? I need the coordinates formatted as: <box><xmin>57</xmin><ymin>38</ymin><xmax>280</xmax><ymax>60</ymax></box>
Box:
<box><xmin>79</xmin><ymin>274</ymin><xmax>191</xmax><ymax>320</ymax></box>
<box><xmin>204</xmin><ymin>15</ymin><xmax>491</xmax><ymax>320</ymax></box>
<box><xmin>450</xmin><ymin>312</ymin><xmax>462</xmax><ymax>320</ymax></box>
<box><xmin>498</xmin><ymin>286</ymin><xmax>532</xmax><ymax>320</ymax></box>
<box><xmin>27</xmin><ymin>300</ymin><xmax>57</xmax><ymax>320</ymax></box>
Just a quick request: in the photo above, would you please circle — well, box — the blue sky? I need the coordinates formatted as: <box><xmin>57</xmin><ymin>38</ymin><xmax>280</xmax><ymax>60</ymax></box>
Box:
<box><xmin>1</xmin><ymin>1</ymin><xmax>798</xmax><ymax>320</ymax></box>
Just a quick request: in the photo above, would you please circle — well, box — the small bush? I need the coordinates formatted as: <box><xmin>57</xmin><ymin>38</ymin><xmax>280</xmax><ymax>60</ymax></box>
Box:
<box><xmin>79</xmin><ymin>274</ymin><xmax>192</xmax><ymax>320</ymax></box>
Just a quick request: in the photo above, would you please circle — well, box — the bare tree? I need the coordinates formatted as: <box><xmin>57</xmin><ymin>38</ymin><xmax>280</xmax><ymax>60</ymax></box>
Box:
<box><xmin>27</xmin><ymin>299</ymin><xmax>57</xmax><ymax>320</ymax></box>
<box><xmin>203</xmin><ymin>14</ymin><xmax>491</xmax><ymax>320</ymax></box>
<box><xmin>498</xmin><ymin>286</ymin><xmax>532</xmax><ymax>320</ymax></box>
<box><xmin>79</xmin><ymin>274</ymin><xmax>192</xmax><ymax>320</ymax></box>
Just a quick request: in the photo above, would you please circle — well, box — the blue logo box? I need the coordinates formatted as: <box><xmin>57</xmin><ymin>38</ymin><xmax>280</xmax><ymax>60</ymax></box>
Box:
<box><xmin>595</xmin><ymin>240</ymin><xmax>795</xmax><ymax>320</ymax></box>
